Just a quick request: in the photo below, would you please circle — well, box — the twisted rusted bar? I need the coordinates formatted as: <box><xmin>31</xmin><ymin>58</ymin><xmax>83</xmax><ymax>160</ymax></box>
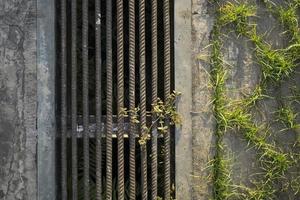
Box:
<box><xmin>117</xmin><ymin>0</ymin><xmax>125</xmax><ymax>198</ymax></box>
<box><xmin>95</xmin><ymin>0</ymin><xmax>102</xmax><ymax>199</ymax></box>
<box><xmin>82</xmin><ymin>0</ymin><xmax>90</xmax><ymax>199</ymax></box>
<box><xmin>139</xmin><ymin>0</ymin><xmax>148</xmax><ymax>199</ymax></box>
<box><xmin>60</xmin><ymin>0</ymin><xmax>67</xmax><ymax>198</ymax></box>
<box><xmin>129</xmin><ymin>0</ymin><xmax>136</xmax><ymax>198</ymax></box>
<box><xmin>163</xmin><ymin>0</ymin><xmax>171</xmax><ymax>199</ymax></box>
<box><xmin>106</xmin><ymin>0</ymin><xmax>113</xmax><ymax>198</ymax></box>
<box><xmin>151</xmin><ymin>0</ymin><xmax>158</xmax><ymax>199</ymax></box>
<box><xmin>71</xmin><ymin>0</ymin><xmax>78</xmax><ymax>199</ymax></box>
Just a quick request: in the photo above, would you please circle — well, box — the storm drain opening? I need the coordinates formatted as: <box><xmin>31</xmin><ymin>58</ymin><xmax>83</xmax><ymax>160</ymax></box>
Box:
<box><xmin>56</xmin><ymin>0</ymin><xmax>174</xmax><ymax>199</ymax></box>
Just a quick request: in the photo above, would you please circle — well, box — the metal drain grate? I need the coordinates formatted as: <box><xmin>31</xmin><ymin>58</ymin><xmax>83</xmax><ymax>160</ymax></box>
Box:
<box><xmin>57</xmin><ymin>0</ymin><xmax>174</xmax><ymax>199</ymax></box>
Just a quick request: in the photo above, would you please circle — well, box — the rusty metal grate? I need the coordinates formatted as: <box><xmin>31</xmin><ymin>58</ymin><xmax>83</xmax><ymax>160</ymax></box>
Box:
<box><xmin>56</xmin><ymin>0</ymin><xmax>174</xmax><ymax>199</ymax></box>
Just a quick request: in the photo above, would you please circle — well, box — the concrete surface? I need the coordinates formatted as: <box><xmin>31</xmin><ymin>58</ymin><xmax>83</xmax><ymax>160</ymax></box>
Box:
<box><xmin>0</xmin><ymin>0</ymin><xmax>37</xmax><ymax>199</ymax></box>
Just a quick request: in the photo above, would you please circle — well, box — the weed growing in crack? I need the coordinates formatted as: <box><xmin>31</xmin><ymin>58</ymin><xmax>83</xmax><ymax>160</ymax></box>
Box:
<box><xmin>209</xmin><ymin>1</ymin><xmax>300</xmax><ymax>199</ymax></box>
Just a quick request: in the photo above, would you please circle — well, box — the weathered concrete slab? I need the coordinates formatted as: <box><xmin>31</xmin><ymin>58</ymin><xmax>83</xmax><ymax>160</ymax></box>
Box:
<box><xmin>186</xmin><ymin>0</ymin><xmax>300</xmax><ymax>199</ymax></box>
<box><xmin>190</xmin><ymin>0</ymin><xmax>215</xmax><ymax>199</ymax></box>
<box><xmin>174</xmin><ymin>0</ymin><xmax>193</xmax><ymax>199</ymax></box>
<box><xmin>0</xmin><ymin>1</ymin><xmax>37</xmax><ymax>199</ymax></box>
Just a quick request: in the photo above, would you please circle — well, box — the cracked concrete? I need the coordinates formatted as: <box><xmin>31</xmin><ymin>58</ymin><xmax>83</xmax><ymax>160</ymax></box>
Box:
<box><xmin>0</xmin><ymin>1</ymin><xmax>36</xmax><ymax>199</ymax></box>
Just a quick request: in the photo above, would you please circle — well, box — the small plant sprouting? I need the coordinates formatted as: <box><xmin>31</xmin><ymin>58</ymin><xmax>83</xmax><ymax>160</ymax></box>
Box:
<box><xmin>120</xmin><ymin>91</ymin><xmax>182</xmax><ymax>146</ymax></box>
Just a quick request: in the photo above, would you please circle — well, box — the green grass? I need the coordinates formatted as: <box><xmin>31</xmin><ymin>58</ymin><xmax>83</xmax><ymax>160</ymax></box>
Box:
<box><xmin>210</xmin><ymin>13</ymin><xmax>233</xmax><ymax>199</ymax></box>
<box><xmin>209</xmin><ymin>1</ymin><xmax>300</xmax><ymax>199</ymax></box>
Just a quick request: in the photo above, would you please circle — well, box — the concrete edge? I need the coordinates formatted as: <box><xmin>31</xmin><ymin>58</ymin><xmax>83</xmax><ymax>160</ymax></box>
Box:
<box><xmin>37</xmin><ymin>0</ymin><xmax>56</xmax><ymax>199</ymax></box>
<box><xmin>174</xmin><ymin>0</ymin><xmax>193</xmax><ymax>199</ymax></box>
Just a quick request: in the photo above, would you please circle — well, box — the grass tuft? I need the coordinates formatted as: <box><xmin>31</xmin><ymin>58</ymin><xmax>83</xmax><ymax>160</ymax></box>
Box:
<box><xmin>208</xmin><ymin>1</ymin><xmax>299</xmax><ymax>199</ymax></box>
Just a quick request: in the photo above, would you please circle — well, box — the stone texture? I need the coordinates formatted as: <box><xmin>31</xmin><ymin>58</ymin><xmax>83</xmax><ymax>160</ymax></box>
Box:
<box><xmin>191</xmin><ymin>0</ymin><xmax>215</xmax><ymax>199</ymax></box>
<box><xmin>0</xmin><ymin>1</ymin><xmax>37</xmax><ymax>199</ymax></box>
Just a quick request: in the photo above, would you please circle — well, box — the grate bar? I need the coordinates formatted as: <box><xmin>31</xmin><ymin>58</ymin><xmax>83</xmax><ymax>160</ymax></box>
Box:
<box><xmin>60</xmin><ymin>0</ymin><xmax>67</xmax><ymax>199</ymax></box>
<box><xmin>106</xmin><ymin>0</ymin><xmax>113</xmax><ymax>198</ymax></box>
<box><xmin>139</xmin><ymin>0</ymin><xmax>148</xmax><ymax>199</ymax></box>
<box><xmin>163</xmin><ymin>0</ymin><xmax>171</xmax><ymax>198</ymax></box>
<box><xmin>95</xmin><ymin>0</ymin><xmax>102</xmax><ymax>199</ymax></box>
<box><xmin>57</xmin><ymin>0</ymin><xmax>174</xmax><ymax>198</ymax></box>
<box><xmin>71</xmin><ymin>0</ymin><xmax>78</xmax><ymax>199</ymax></box>
<box><xmin>151</xmin><ymin>0</ymin><xmax>158</xmax><ymax>199</ymax></box>
<box><xmin>129</xmin><ymin>0</ymin><xmax>136</xmax><ymax>198</ymax></box>
<box><xmin>82</xmin><ymin>0</ymin><xmax>90</xmax><ymax>199</ymax></box>
<box><xmin>117</xmin><ymin>0</ymin><xmax>125</xmax><ymax>198</ymax></box>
